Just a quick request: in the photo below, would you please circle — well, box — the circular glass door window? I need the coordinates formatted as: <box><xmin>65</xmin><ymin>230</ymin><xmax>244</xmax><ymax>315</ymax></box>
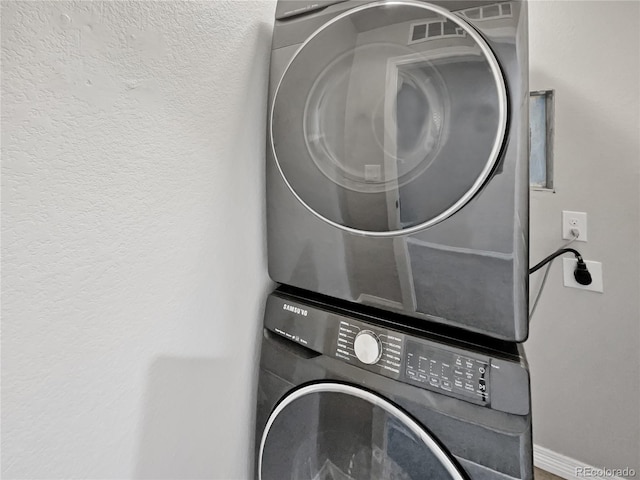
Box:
<box><xmin>259</xmin><ymin>383</ymin><xmax>466</xmax><ymax>480</ymax></box>
<box><xmin>271</xmin><ymin>0</ymin><xmax>507</xmax><ymax>235</ymax></box>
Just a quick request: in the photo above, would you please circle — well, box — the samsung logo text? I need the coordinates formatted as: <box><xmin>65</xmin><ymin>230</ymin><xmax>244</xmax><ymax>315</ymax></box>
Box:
<box><xmin>283</xmin><ymin>304</ymin><xmax>308</xmax><ymax>316</ymax></box>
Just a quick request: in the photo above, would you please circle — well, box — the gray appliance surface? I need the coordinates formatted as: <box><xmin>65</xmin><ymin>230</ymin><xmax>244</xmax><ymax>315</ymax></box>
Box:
<box><xmin>255</xmin><ymin>290</ymin><xmax>533</xmax><ymax>480</ymax></box>
<box><xmin>266</xmin><ymin>0</ymin><xmax>530</xmax><ymax>341</ymax></box>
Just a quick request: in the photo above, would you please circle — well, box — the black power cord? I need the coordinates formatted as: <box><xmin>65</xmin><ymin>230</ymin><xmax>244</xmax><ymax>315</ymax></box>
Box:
<box><xmin>529</xmin><ymin>248</ymin><xmax>592</xmax><ymax>285</ymax></box>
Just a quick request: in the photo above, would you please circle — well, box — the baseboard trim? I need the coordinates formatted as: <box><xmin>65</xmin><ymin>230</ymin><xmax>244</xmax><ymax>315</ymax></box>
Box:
<box><xmin>534</xmin><ymin>445</ymin><xmax>629</xmax><ymax>480</ymax></box>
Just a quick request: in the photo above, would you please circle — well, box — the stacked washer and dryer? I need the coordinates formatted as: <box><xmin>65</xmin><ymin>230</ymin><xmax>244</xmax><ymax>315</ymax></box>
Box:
<box><xmin>256</xmin><ymin>1</ymin><xmax>532</xmax><ymax>479</ymax></box>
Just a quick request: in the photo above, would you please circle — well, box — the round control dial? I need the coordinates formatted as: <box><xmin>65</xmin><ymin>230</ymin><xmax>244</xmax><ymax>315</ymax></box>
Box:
<box><xmin>354</xmin><ymin>331</ymin><xmax>382</xmax><ymax>365</ymax></box>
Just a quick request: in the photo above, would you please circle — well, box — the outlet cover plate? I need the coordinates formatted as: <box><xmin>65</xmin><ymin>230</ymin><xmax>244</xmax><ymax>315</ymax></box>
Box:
<box><xmin>563</xmin><ymin>258</ymin><xmax>603</xmax><ymax>292</ymax></box>
<box><xmin>562</xmin><ymin>210</ymin><xmax>588</xmax><ymax>241</ymax></box>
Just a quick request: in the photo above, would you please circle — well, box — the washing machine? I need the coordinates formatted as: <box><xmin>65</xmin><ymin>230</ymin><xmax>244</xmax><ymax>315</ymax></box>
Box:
<box><xmin>267</xmin><ymin>0</ymin><xmax>529</xmax><ymax>341</ymax></box>
<box><xmin>255</xmin><ymin>289</ymin><xmax>533</xmax><ymax>480</ymax></box>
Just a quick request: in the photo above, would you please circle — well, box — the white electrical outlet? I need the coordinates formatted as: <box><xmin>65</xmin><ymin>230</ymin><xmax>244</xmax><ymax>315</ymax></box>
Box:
<box><xmin>563</xmin><ymin>258</ymin><xmax>603</xmax><ymax>292</ymax></box>
<box><xmin>562</xmin><ymin>210</ymin><xmax>588</xmax><ymax>241</ymax></box>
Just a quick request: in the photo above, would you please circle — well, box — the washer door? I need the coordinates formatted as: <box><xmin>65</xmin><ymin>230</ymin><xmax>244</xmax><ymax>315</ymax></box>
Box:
<box><xmin>271</xmin><ymin>0</ymin><xmax>507</xmax><ymax>235</ymax></box>
<box><xmin>259</xmin><ymin>383</ymin><xmax>467</xmax><ymax>480</ymax></box>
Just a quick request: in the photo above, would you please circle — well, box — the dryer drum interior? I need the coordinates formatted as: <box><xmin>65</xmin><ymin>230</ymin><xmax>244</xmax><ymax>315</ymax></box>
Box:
<box><xmin>271</xmin><ymin>0</ymin><xmax>508</xmax><ymax>235</ymax></box>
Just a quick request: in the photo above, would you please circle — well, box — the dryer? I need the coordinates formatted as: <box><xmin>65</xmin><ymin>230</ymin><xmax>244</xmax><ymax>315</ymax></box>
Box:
<box><xmin>255</xmin><ymin>289</ymin><xmax>533</xmax><ymax>480</ymax></box>
<box><xmin>267</xmin><ymin>0</ymin><xmax>529</xmax><ymax>341</ymax></box>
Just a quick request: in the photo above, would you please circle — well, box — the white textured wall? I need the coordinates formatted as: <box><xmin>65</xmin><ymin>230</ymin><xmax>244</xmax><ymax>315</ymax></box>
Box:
<box><xmin>1</xmin><ymin>1</ymin><xmax>275</xmax><ymax>478</ymax></box>
<box><xmin>527</xmin><ymin>0</ymin><xmax>640</xmax><ymax>473</ymax></box>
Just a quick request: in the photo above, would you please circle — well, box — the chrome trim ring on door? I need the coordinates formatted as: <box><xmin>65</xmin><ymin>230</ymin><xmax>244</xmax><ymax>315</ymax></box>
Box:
<box><xmin>270</xmin><ymin>0</ymin><xmax>508</xmax><ymax>237</ymax></box>
<box><xmin>258</xmin><ymin>382</ymin><xmax>467</xmax><ymax>480</ymax></box>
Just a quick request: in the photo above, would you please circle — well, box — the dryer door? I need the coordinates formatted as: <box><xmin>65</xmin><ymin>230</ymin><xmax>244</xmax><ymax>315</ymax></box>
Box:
<box><xmin>259</xmin><ymin>383</ymin><xmax>467</xmax><ymax>480</ymax></box>
<box><xmin>271</xmin><ymin>0</ymin><xmax>507</xmax><ymax>235</ymax></box>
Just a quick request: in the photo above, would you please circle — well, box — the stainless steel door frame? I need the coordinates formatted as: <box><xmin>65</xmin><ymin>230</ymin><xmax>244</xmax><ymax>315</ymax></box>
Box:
<box><xmin>270</xmin><ymin>0</ymin><xmax>508</xmax><ymax>236</ymax></box>
<box><xmin>259</xmin><ymin>382</ymin><xmax>467</xmax><ymax>480</ymax></box>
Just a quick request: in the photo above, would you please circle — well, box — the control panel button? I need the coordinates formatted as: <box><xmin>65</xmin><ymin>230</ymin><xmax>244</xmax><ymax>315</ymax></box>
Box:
<box><xmin>354</xmin><ymin>331</ymin><xmax>382</xmax><ymax>365</ymax></box>
<box><xmin>405</xmin><ymin>340</ymin><xmax>491</xmax><ymax>405</ymax></box>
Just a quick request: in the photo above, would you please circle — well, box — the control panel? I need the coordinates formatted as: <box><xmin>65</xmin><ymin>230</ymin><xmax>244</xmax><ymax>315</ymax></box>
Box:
<box><xmin>336</xmin><ymin>320</ymin><xmax>403</xmax><ymax>376</ymax></box>
<box><xmin>332</xmin><ymin>319</ymin><xmax>489</xmax><ymax>404</ymax></box>
<box><xmin>265</xmin><ymin>292</ymin><xmax>529</xmax><ymax>414</ymax></box>
<box><xmin>405</xmin><ymin>340</ymin><xmax>489</xmax><ymax>403</ymax></box>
